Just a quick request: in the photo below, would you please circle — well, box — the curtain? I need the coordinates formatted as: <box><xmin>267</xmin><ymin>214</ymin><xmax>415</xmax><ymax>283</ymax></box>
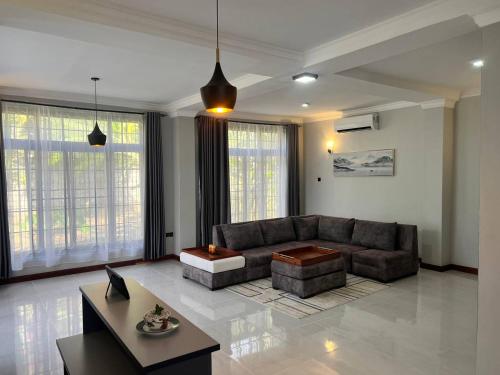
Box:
<box><xmin>287</xmin><ymin>123</ymin><xmax>300</xmax><ymax>216</ymax></box>
<box><xmin>1</xmin><ymin>102</ymin><xmax>145</xmax><ymax>271</ymax></box>
<box><xmin>0</xmin><ymin>105</ymin><xmax>12</xmax><ymax>279</ymax></box>
<box><xmin>144</xmin><ymin>112</ymin><xmax>165</xmax><ymax>260</ymax></box>
<box><xmin>195</xmin><ymin>116</ymin><xmax>230</xmax><ymax>246</ymax></box>
<box><xmin>228</xmin><ymin>121</ymin><xmax>288</xmax><ymax>223</ymax></box>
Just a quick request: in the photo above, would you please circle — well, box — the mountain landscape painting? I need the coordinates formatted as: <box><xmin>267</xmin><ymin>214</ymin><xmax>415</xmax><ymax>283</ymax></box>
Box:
<box><xmin>333</xmin><ymin>149</ymin><xmax>395</xmax><ymax>176</ymax></box>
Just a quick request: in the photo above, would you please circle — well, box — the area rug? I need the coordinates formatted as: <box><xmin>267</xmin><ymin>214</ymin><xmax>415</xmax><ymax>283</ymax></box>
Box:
<box><xmin>225</xmin><ymin>274</ymin><xmax>390</xmax><ymax>319</ymax></box>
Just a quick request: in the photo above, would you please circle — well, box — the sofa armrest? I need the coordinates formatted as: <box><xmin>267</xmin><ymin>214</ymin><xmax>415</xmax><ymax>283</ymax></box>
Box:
<box><xmin>397</xmin><ymin>224</ymin><xmax>418</xmax><ymax>261</ymax></box>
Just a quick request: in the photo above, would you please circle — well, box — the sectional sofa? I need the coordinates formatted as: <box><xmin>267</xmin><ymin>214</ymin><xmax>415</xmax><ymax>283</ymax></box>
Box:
<box><xmin>181</xmin><ymin>215</ymin><xmax>419</xmax><ymax>290</ymax></box>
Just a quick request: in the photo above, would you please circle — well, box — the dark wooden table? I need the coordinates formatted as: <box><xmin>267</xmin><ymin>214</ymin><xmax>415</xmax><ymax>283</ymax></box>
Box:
<box><xmin>272</xmin><ymin>246</ymin><xmax>341</xmax><ymax>266</ymax></box>
<box><xmin>56</xmin><ymin>278</ymin><xmax>220</xmax><ymax>374</ymax></box>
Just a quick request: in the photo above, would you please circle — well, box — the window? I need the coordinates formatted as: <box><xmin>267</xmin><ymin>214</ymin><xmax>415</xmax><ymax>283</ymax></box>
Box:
<box><xmin>1</xmin><ymin>102</ymin><xmax>144</xmax><ymax>271</ymax></box>
<box><xmin>228</xmin><ymin>121</ymin><xmax>287</xmax><ymax>223</ymax></box>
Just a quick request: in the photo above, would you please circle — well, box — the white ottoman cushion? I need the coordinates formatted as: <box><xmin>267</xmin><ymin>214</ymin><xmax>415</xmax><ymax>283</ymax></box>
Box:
<box><xmin>180</xmin><ymin>252</ymin><xmax>245</xmax><ymax>274</ymax></box>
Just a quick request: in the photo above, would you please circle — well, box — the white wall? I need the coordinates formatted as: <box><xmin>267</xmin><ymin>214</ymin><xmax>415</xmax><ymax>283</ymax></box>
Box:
<box><xmin>451</xmin><ymin>96</ymin><xmax>480</xmax><ymax>268</ymax></box>
<box><xmin>303</xmin><ymin>103</ymin><xmax>478</xmax><ymax>267</ymax></box>
<box><xmin>304</xmin><ymin>107</ymin><xmax>428</xmax><ymax>253</ymax></box>
<box><xmin>161</xmin><ymin>116</ymin><xmax>175</xmax><ymax>253</ymax></box>
<box><xmin>172</xmin><ymin>116</ymin><xmax>197</xmax><ymax>254</ymax></box>
<box><xmin>477</xmin><ymin>22</ymin><xmax>500</xmax><ymax>375</ymax></box>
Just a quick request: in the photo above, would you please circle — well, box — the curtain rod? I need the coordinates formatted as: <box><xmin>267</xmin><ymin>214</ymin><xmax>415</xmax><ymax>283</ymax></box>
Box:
<box><xmin>1</xmin><ymin>99</ymin><xmax>167</xmax><ymax>117</ymax></box>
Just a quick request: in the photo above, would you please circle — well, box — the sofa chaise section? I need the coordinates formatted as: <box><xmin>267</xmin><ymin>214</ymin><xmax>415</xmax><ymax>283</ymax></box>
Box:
<box><xmin>351</xmin><ymin>222</ymin><xmax>419</xmax><ymax>282</ymax></box>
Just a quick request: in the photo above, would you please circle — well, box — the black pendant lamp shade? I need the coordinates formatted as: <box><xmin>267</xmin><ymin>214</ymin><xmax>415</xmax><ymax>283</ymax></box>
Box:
<box><xmin>200</xmin><ymin>0</ymin><xmax>237</xmax><ymax>113</ymax></box>
<box><xmin>88</xmin><ymin>77</ymin><xmax>107</xmax><ymax>147</ymax></box>
<box><xmin>88</xmin><ymin>121</ymin><xmax>107</xmax><ymax>146</ymax></box>
<box><xmin>201</xmin><ymin>57</ymin><xmax>237</xmax><ymax>113</ymax></box>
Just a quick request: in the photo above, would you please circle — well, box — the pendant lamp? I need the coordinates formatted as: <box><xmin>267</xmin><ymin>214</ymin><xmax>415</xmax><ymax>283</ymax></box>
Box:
<box><xmin>88</xmin><ymin>77</ymin><xmax>107</xmax><ymax>146</ymax></box>
<box><xmin>200</xmin><ymin>0</ymin><xmax>237</xmax><ymax>113</ymax></box>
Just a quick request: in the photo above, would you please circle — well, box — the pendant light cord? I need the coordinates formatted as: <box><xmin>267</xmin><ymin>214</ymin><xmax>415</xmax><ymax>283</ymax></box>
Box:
<box><xmin>216</xmin><ymin>0</ymin><xmax>220</xmax><ymax>62</ymax></box>
<box><xmin>94</xmin><ymin>79</ymin><xmax>98</xmax><ymax>125</ymax></box>
<box><xmin>216</xmin><ymin>0</ymin><xmax>219</xmax><ymax>49</ymax></box>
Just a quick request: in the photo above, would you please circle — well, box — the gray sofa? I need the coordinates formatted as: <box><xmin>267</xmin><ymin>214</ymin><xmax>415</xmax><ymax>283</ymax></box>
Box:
<box><xmin>182</xmin><ymin>215</ymin><xmax>419</xmax><ymax>290</ymax></box>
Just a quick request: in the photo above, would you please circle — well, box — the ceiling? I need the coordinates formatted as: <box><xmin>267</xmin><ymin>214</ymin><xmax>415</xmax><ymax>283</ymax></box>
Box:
<box><xmin>104</xmin><ymin>0</ymin><xmax>434</xmax><ymax>51</ymax></box>
<box><xmin>347</xmin><ymin>31</ymin><xmax>482</xmax><ymax>93</ymax></box>
<box><xmin>0</xmin><ymin>0</ymin><xmax>497</xmax><ymax>120</ymax></box>
<box><xmin>0</xmin><ymin>24</ymin><xmax>258</xmax><ymax>104</ymax></box>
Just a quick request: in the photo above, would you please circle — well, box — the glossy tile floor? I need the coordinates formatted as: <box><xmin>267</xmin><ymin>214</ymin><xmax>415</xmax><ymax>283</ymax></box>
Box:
<box><xmin>0</xmin><ymin>261</ymin><xmax>477</xmax><ymax>375</ymax></box>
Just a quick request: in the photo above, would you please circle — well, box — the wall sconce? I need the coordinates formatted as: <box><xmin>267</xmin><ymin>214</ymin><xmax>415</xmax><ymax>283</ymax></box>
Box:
<box><xmin>326</xmin><ymin>140</ymin><xmax>334</xmax><ymax>154</ymax></box>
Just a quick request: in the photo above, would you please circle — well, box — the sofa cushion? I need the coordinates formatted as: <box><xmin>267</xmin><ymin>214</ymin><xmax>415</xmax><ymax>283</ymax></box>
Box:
<box><xmin>220</xmin><ymin>222</ymin><xmax>265</xmax><ymax>250</ymax></box>
<box><xmin>242</xmin><ymin>241</ymin><xmax>306</xmax><ymax>267</ymax></box>
<box><xmin>318</xmin><ymin>216</ymin><xmax>355</xmax><ymax>243</ymax></box>
<box><xmin>260</xmin><ymin>218</ymin><xmax>296</xmax><ymax>245</ymax></box>
<box><xmin>301</xmin><ymin>239</ymin><xmax>367</xmax><ymax>273</ymax></box>
<box><xmin>351</xmin><ymin>220</ymin><xmax>397</xmax><ymax>251</ymax></box>
<box><xmin>292</xmin><ymin>215</ymin><xmax>319</xmax><ymax>241</ymax></box>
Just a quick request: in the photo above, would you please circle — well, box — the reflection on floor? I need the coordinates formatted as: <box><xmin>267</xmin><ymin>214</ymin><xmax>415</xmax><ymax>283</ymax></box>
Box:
<box><xmin>0</xmin><ymin>261</ymin><xmax>477</xmax><ymax>375</ymax></box>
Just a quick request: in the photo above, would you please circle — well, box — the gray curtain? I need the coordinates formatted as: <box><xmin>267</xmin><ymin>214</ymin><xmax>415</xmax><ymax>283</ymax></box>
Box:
<box><xmin>0</xmin><ymin>104</ymin><xmax>11</xmax><ymax>279</ymax></box>
<box><xmin>195</xmin><ymin>116</ymin><xmax>230</xmax><ymax>246</ymax></box>
<box><xmin>144</xmin><ymin>112</ymin><xmax>166</xmax><ymax>260</ymax></box>
<box><xmin>287</xmin><ymin>123</ymin><xmax>300</xmax><ymax>216</ymax></box>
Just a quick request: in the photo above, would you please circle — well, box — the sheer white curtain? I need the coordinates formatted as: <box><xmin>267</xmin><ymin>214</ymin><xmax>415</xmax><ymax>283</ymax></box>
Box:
<box><xmin>1</xmin><ymin>102</ymin><xmax>144</xmax><ymax>271</ymax></box>
<box><xmin>228</xmin><ymin>121</ymin><xmax>288</xmax><ymax>223</ymax></box>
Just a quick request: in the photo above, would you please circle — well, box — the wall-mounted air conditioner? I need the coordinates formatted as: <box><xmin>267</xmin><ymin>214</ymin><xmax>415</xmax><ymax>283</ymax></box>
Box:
<box><xmin>334</xmin><ymin>113</ymin><xmax>379</xmax><ymax>133</ymax></box>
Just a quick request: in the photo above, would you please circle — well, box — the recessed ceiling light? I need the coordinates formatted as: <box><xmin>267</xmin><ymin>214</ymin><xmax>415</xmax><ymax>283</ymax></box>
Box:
<box><xmin>293</xmin><ymin>73</ymin><xmax>318</xmax><ymax>83</ymax></box>
<box><xmin>301</xmin><ymin>103</ymin><xmax>310</xmax><ymax>108</ymax></box>
<box><xmin>471</xmin><ymin>59</ymin><xmax>484</xmax><ymax>68</ymax></box>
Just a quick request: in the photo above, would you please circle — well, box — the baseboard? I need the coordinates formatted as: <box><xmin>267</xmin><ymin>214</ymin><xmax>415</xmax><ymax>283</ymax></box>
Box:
<box><xmin>420</xmin><ymin>261</ymin><xmax>478</xmax><ymax>275</ymax></box>
<box><xmin>0</xmin><ymin>253</ymin><xmax>180</xmax><ymax>284</ymax></box>
<box><xmin>449</xmin><ymin>264</ymin><xmax>478</xmax><ymax>275</ymax></box>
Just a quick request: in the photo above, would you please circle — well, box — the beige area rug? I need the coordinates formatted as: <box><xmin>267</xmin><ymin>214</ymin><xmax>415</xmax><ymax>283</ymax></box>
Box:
<box><xmin>226</xmin><ymin>274</ymin><xmax>390</xmax><ymax>319</ymax></box>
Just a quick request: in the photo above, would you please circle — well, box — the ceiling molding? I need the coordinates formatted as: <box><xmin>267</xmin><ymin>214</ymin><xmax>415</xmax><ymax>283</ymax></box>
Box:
<box><xmin>342</xmin><ymin>101</ymin><xmax>418</xmax><ymax>117</ymax></box>
<box><xmin>304</xmin><ymin>0</ymin><xmax>497</xmax><ymax>67</ymax></box>
<box><xmin>206</xmin><ymin>111</ymin><xmax>304</xmax><ymax>124</ymax></box>
<box><xmin>472</xmin><ymin>7</ymin><xmax>500</xmax><ymax>27</ymax></box>
<box><xmin>164</xmin><ymin>73</ymin><xmax>272</xmax><ymax>114</ymax></box>
<box><xmin>420</xmin><ymin>98</ymin><xmax>456</xmax><ymax>109</ymax></box>
<box><xmin>461</xmin><ymin>87</ymin><xmax>481</xmax><ymax>98</ymax></box>
<box><xmin>473</xmin><ymin>7</ymin><xmax>500</xmax><ymax>27</ymax></box>
<box><xmin>303</xmin><ymin>112</ymin><xmax>344</xmax><ymax>124</ymax></box>
<box><xmin>1</xmin><ymin>0</ymin><xmax>302</xmax><ymax>62</ymax></box>
<box><xmin>168</xmin><ymin>110</ymin><xmax>200</xmax><ymax>119</ymax></box>
<box><xmin>0</xmin><ymin>86</ymin><xmax>162</xmax><ymax>111</ymax></box>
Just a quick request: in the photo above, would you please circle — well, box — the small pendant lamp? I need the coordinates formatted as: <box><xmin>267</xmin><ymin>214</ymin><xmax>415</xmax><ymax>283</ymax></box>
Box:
<box><xmin>88</xmin><ymin>77</ymin><xmax>107</xmax><ymax>147</ymax></box>
<box><xmin>200</xmin><ymin>0</ymin><xmax>237</xmax><ymax>113</ymax></box>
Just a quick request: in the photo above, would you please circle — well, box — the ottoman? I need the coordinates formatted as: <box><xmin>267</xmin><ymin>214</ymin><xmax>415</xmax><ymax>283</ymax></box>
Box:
<box><xmin>271</xmin><ymin>247</ymin><xmax>346</xmax><ymax>298</ymax></box>
<box><xmin>181</xmin><ymin>247</ymin><xmax>245</xmax><ymax>290</ymax></box>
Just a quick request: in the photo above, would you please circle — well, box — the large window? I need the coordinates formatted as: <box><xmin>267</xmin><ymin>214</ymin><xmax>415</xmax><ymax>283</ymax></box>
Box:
<box><xmin>228</xmin><ymin>121</ymin><xmax>287</xmax><ymax>223</ymax></box>
<box><xmin>1</xmin><ymin>102</ymin><xmax>144</xmax><ymax>271</ymax></box>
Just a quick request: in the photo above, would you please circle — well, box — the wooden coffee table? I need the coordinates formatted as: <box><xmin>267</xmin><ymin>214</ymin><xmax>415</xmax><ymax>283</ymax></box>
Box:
<box><xmin>271</xmin><ymin>246</ymin><xmax>345</xmax><ymax>298</ymax></box>
<box><xmin>272</xmin><ymin>246</ymin><xmax>341</xmax><ymax>266</ymax></box>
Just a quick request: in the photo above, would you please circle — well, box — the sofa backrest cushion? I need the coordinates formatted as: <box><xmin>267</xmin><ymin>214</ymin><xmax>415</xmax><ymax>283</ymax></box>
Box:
<box><xmin>259</xmin><ymin>217</ymin><xmax>296</xmax><ymax>245</ymax></box>
<box><xmin>220</xmin><ymin>222</ymin><xmax>265</xmax><ymax>250</ymax></box>
<box><xmin>352</xmin><ymin>219</ymin><xmax>397</xmax><ymax>251</ymax></box>
<box><xmin>292</xmin><ymin>215</ymin><xmax>319</xmax><ymax>241</ymax></box>
<box><xmin>318</xmin><ymin>216</ymin><xmax>355</xmax><ymax>243</ymax></box>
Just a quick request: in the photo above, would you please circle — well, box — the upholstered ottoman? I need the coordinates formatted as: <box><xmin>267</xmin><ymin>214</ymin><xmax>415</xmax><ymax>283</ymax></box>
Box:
<box><xmin>271</xmin><ymin>248</ymin><xmax>346</xmax><ymax>298</ymax></box>
<box><xmin>181</xmin><ymin>247</ymin><xmax>245</xmax><ymax>290</ymax></box>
